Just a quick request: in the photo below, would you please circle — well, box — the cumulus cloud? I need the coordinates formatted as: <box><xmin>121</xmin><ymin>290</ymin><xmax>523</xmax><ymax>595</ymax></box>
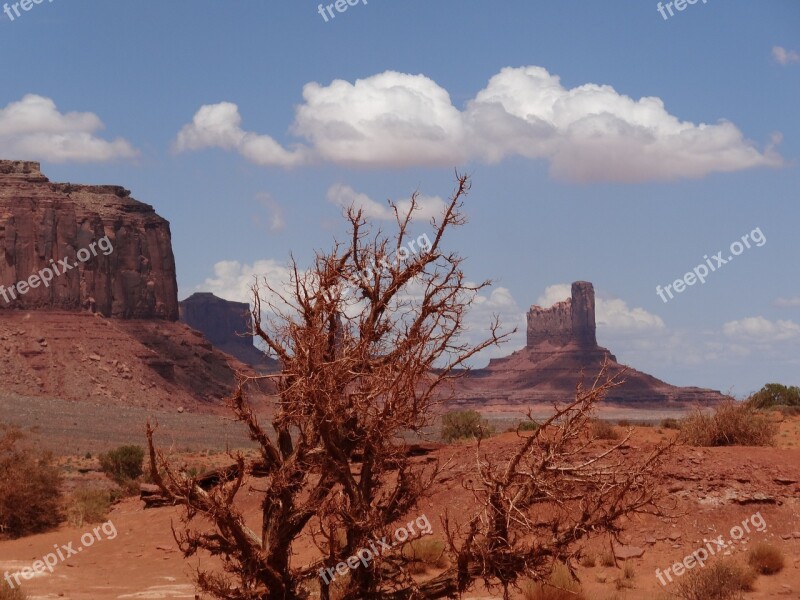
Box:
<box><xmin>174</xmin><ymin>66</ymin><xmax>781</xmax><ymax>182</ymax></box>
<box><xmin>723</xmin><ymin>316</ymin><xmax>800</xmax><ymax>342</ymax></box>
<box><xmin>774</xmin><ymin>296</ymin><xmax>800</xmax><ymax>308</ymax></box>
<box><xmin>174</xmin><ymin>102</ymin><xmax>304</xmax><ymax>167</ymax></box>
<box><xmin>772</xmin><ymin>46</ymin><xmax>800</xmax><ymax>65</ymax></box>
<box><xmin>535</xmin><ymin>283</ymin><xmax>664</xmax><ymax>333</ymax></box>
<box><xmin>0</xmin><ymin>94</ymin><xmax>138</xmax><ymax>163</ymax></box>
<box><xmin>326</xmin><ymin>183</ymin><xmax>446</xmax><ymax>221</ymax></box>
<box><xmin>195</xmin><ymin>259</ymin><xmax>295</xmax><ymax>307</ymax></box>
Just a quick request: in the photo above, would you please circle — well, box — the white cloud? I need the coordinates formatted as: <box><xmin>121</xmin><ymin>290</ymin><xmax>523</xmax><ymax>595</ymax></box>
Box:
<box><xmin>174</xmin><ymin>66</ymin><xmax>782</xmax><ymax>182</ymax></box>
<box><xmin>0</xmin><ymin>95</ymin><xmax>138</xmax><ymax>163</ymax></box>
<box><xmin>774</xmin><ymin>296</ymin><xmax>800</xmax><ymax>308</ymax></box>
<box><xmin>326</xmin><ymin>183</ymin><xmax>446</xmax><ymax>221</ymax></box>
<box><xmin>174</xmin><ymin>102</ymin><xmax>304</xmax><ymax>167</ymax></box>
<box><xmin>772</xmin><ymin>46</ymin><xmax>800</xmax><ymax>65</ymax></box>
<box><xmin>723</xmin><ymin>316</ymin><xmax>800</xmax><ymax>342</ymax></box>
<box><xmin>254</xmin><ymin>192</ymin><xmax>286</xmax><ymax>233</ymax></box>
<box><xmin>535</xmin><ymin>283</ymin><xmax>664</xmax><ymax>333</ymax></box>
<box><xmin>196</xmin><ymin>259</ymin><xmax>294</xmax><ymax>309</ymax></box>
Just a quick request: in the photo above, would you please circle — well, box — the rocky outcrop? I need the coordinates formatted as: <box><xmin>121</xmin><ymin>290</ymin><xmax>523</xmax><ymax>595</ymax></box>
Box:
<box><xmin>0</xmin><ymin>160</ymin><xmax>178</xmax><ymax>319</ymax></box>
<box><xmin>452</xmin><ymin>282</ymin><xmax>727</xmax><ymax>407</ymax></box>
<box><xmin>527</xmin><ymin>281</ymin><xmax>597</xmax><ymax>348</ymax></box>
<box><xmin>179</xmin><ymin>292</ymin><xmax>278</xmax><ymax>371</ymax></box>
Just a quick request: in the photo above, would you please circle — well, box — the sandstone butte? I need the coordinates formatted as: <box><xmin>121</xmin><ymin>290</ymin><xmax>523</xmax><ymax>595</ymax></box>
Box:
<box><xmin>0</xmin><ymin>160</ymin><xmax>270</xmax><ymax>410</ymax></box>
<box><xmin>0</xmin><ymin>160</ymin><xmax>178</xmax><ymax>318</ymax></box>
<box><xmin>449</xmin><ymin>281</ymin><xmax>728</xmax><ymax>407</ymax></box>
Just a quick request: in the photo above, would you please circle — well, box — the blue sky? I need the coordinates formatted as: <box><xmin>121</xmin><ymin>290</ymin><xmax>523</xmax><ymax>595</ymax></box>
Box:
<box><xmin>1</xmin><ymin>0</ymin><xmax>798</xmax><ymax>395</ymax></box>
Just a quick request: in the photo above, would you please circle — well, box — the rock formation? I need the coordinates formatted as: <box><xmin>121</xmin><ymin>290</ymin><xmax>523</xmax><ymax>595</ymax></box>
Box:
<box><xmin>0</xmin><ymin>160</ymin><xmax>178</xmax><ymax>319</ymax></box>
<box><xmin>452</xmin><ymin>281</ymin><xmax>727</xmax><ymax>407</ymax></box>
<box><xmin>179</xmin><ymin>292</ymin><xmax>277</xmax><ymax>371</ymax></box>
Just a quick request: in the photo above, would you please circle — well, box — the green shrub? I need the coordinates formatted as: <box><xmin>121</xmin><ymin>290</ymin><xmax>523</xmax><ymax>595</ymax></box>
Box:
<box><xmin>0</xmin><ymin>581</ymin><xmax>27</xmax><ymax>600</ymax></box>
<box><xmin>99</xmin><ymin>445</ymin><xmax>145</xmax><ymax>484</ymax></box>
<box><xmin>746</xmin><ymin>383</ymin><xmax>800</xmax><ymax>409</ymax></box>
<box><xmin>441</xmin><ymin>410</ymin><xmax>492</xmax><ymax>442</ymax></box>
<box><xmin>0</xmin><ymin>429</ymin><xmax>62</xmax><ymax>538</ymax></box>
<box><xmin>675</xmin><ymin>559</ymin><xmax>755</xmax><ymax>600</ymax></box>
<box><xmin>681</xmin><ymin>401</ymin><xmax>777</xmax><ymax>446</ymax></box>
<box><xmin>518</xmin><ymin>420</ymin><xmax>539</xmax><ymax>432</ymax></box>
<box><xmin>66</xmin><ymin>487</ymin><xmax>112</xmax><ymax>527</ymax></box>
<box><xmin>590</xmin><ymin>419</ymin><xmax>619</xmax><ymax>440</ymax></box>
<box><xmin>747</xmin><ymin>543</ymin><xmax>784</xmax><ymax>575</ymax></box>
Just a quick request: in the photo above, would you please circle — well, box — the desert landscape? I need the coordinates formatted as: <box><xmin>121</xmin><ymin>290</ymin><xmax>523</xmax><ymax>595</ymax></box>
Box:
<box><xmin>1</xmin><ymin>2</ymin><xmax>798</xmax><ymax>599</ymax></box>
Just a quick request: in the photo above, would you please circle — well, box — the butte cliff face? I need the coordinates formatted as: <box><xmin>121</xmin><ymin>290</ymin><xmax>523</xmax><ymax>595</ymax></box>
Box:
<box><xmin>179</xmin><ymin>292</ymin><xmax>278</xmax><ymax>371</ymax></box>
<box><xmin>453</xmin><ymin>281</ymin><xmax>726</xmax><ymax>407</ymax></box>
<box><xmin>0</xmin><ymin>160</ymin><xmax>178</xmax><ymax>319</ymax></box>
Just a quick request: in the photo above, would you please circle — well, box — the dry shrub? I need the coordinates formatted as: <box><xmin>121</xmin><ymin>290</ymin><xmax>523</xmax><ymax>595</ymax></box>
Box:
<box><xmin>579</xmin><ymin>553</ymin><xmax>596</xmax><ymax>568</ymax></box>
<box><xmin>441</xmin><ymin>410</ymin><xmax>493</xmax><ymax>442</ymax></box>
<box><xmin>401</xmin><ymin>538</ymin><xmax>448</xmax><ymax>574</ymax></box>
<box><xmin>520</xmin><ymin>563</ymin><xmax>586</xmax><ymax>600</ymax></box>
<box><xmin>0</xmin><ymin>429</ymin><xmax>62</xmax><ymax>539</ymax></box>
<box><xmin>0</xmin><ymin>581</ymin><xmax>26</xmax><ymax>600</ymax></box>
<box><xmin>590</xmin><ymin>419</ymin><xmax>619</xmax><ymax>440</ymax></box>
<box><xmin>66</xmin><ymin>487</ymin><xmax>112</xmax><ymax>527</ymax></box>
<box><xmin>680</xmin><ymin>400</ymin><xmax>777</xmax><ymax>446</ymax></box>
<box><xmin>675</xmin><ymin>559</ymin><xmax>756</xmax><ymax>600</ymax></box>
<box><xmin>617</xmin><ymin>419</ymin><xmax>631</xmax><ymax>427</ymax></box>
<box><xmin>599</xmin><ymin>550</ymin><xmax>616</xmax><ymax>567</ymax></box>
<box><xmin>747</xmin><ymin>543</ymin><xmax>784</xmax><ymax>575</ymax></box>
<box><xmin>660</xmin><ymin>418</ymin><xmax>681</xmax><ymax>430</ymax></box>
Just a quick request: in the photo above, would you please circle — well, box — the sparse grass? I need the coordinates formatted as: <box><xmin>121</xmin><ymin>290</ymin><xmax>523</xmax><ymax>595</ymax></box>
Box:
<box><xmin>579</xmin><ymin>553</ymin><xmax>596</xmax><ymax>568</ymax></box>
<box><xmin>590</xmin><ymin>419</ymin><xmax>619</xmax><ymax>440</ymax></box>
<box><xmin>747</xmin><ymin>543</ymin><xmax>784</xmax><ymax>575</ymax></box>
<box><xmin>520</xmin><ymin>563</ymin><xmax>585</xmax><ymax>600</ymax></box>
<box><xmin>66</xmin><ymin>487</ymin><xmax>112</xmax><ymax>527</ymax></box>
<box><xmin>599</xmin><ymin>551</ymin><xmax>616</xmax><ymax>567</ymax></box>
<box><xmin>674</xmin><ymin>559</ymin><xmax>756</xmax><ymax>600</ymax></box>
<box><xmin>401</xmin><ymin>538</ymin><xmax>448</xmax><ymax>574</ymax></box>
<box><xmin>622</xmin><ymin>562</ymin><xmax>635</xmax><ymax>580</ymax></box>
<box><xmin>0</xmin><ymin>581</ymin><xmax>27</xmax><ymax>600</ymax></box>
<box><xmin>680</xmin><ymin>400</ymin><xmax>777</xmax><ymax>446</ymax></box>
<box><xmin>617</xmin><ymin>419</ymin><xmax>631</xmax><ymax>428</ymax></box>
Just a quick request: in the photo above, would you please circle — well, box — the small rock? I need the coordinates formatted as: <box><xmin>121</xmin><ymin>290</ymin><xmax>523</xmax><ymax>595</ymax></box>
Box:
<box><xmin>668</xmin><ymin>532</ymin><xmax>681</xmax><ymax>541</ymax></box>
<box><xmin>177</xmin><ymin>406</ymin><xmax>184</xmax><ymax>413</ymax></box>
<box><xmin>614</xmin><ymin>545</ymin><xmax>645</xmax><ymax>559</ymax></box>
<box><xmin>88</xmin><ymin>353</ymin><xmax>101</xmax><ymax>361</ymax></box>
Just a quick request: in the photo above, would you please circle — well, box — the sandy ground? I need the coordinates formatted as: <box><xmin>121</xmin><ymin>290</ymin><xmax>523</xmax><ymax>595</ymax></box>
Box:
<box><xmin>1</xmin><ymin>415</ymin><xmax>799</xmax><ymax>599</ymax></box>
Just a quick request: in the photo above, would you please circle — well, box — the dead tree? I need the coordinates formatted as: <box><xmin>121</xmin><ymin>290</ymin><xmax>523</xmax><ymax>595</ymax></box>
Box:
<box><xmin>148</xmin><ymin>174</ymin><xmax>509</xmax><ymax>599</ymax></box>
<box><xmin>146</xmin><ymin>174</ymin><xmax>675</xmax><ymax>599</ymax></box>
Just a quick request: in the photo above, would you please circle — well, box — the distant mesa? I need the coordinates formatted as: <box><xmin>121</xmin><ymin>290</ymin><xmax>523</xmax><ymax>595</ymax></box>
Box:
<box><xmin>0</xmin><ymin>160</ymin><xmax>178</xmax><ymax>319</ymax></box>
<box><xmin>452</xmin><ymin>281</ymin><xmax>726</xmax><ymax>407</ymax></box>
<box><xmin>179</xmin><ymin>292</ymin><xmax>278</xmax><ymax>372</ymax></box>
